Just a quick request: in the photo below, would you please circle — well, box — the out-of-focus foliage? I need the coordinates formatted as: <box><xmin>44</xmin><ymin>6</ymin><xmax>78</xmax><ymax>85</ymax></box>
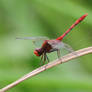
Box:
<box><xmin>0</xmin><ymin>0</ymin><xmax>92</xmax><ymax>92</ymax></box>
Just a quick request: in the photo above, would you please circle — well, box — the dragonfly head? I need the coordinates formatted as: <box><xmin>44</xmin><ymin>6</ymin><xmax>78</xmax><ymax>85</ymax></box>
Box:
<box><xmin>34</xmin><ymin>48</ymin><xmax>42</xmax><ymax>56</ymax></box>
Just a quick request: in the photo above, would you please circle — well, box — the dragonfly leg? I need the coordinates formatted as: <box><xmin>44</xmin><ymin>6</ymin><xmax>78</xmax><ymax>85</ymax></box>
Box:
<box><xmin>57</xmin><ymin>50</ymin><xmax>61</xmax><ymax>58</ymax></box>
<box><xmin>40</xmin><ymin>52</ymin><xmax>49</xmax><ymax>66</ymax></box>
<box><xmin>43</xmin><ymin>52</ymin><xmax>47</xmax><ymax>64</ymax></box>
<box><xmin>57</xmin><ymin>50</ymin><xmax>62</xmax><ymax>64</ymax></box>
<box><xmin>40</xmin><ymin>54</ymin><xmax>44</xmax><ymax>66</ymax></box>
<box><xmin>46</xmin><ymin>54</ymin><xmax>49</xmax><ymax>63</ymax></box>
<box><xmin>43</xmin><ymin>53</ymin><xmax>49</xmax><ymax>70</ymax></box>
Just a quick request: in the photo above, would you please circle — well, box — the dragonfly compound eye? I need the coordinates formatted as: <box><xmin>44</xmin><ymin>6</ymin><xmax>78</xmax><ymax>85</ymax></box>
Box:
<box><xmin>34</xmin><ymin>50</ymin><xmax>40</xmax><ymax>56</ymax></box>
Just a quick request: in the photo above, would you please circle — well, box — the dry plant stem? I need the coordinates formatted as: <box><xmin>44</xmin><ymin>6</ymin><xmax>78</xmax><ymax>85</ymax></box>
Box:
<box><xmin>0</xmin><ymin>47</ymin><xmax>92</xmax><ymax>92</ymax></box>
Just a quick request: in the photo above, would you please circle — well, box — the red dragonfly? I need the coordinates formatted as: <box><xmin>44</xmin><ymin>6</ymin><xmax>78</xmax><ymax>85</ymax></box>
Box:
<box><xmin>17</xmin><ymin>14</ymin><xmax>88</xmax><ymax>64</ymax></box>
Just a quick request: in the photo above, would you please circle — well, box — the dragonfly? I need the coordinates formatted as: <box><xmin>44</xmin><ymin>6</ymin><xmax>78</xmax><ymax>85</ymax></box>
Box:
<box><xmin>17</xmin><ymin>13</ymin><xmax>88</xmax><ymax>64</ymax></box>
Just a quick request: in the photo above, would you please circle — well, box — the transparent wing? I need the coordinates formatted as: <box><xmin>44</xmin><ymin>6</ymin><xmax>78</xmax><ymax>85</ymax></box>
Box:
<box><xmin>16</xmin><ymin>36</ymin><xmax>49</xmax><ymax>47</ymax></box>
<box><xmin>62</xmin><ymin>42</ymin><xmax>74</xmax><ymax>53</ymax></box>
<box><xmin>48</xmin><ymin>40</ymin><xmax>74</xmax><ymax>58</ymax></box>
<box><xmin>48</xmin><ymin>40</ymin><xmax>74</xmax><ymax>53</ymax></box>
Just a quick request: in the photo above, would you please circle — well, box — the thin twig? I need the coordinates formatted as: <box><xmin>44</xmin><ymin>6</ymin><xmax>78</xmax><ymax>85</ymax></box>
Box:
<box><xmin>0</xmin><ymin>47</ymin><xmax>92</xmax><ymax>92</ymax></box>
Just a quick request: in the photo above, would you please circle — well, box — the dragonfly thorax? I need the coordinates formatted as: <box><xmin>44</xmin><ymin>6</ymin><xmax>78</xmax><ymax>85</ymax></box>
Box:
<box><xmin>34</xmin><ymin>40</ymin><xmax>53</xmax><ymax>56</ymax></box>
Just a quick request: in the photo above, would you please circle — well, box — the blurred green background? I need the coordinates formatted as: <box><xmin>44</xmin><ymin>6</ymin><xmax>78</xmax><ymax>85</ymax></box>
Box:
<box><xmin>0</xmin><ymin>0</ymin><xmax>92</xmax><ymax>92</ymax></box>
